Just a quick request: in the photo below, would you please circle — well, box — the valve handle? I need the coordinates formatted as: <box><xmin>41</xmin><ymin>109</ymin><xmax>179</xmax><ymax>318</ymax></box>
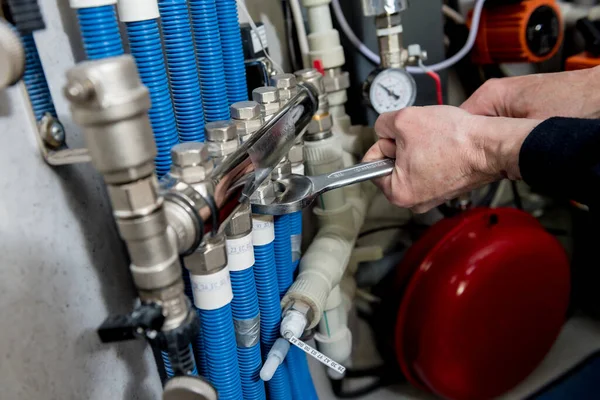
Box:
<box><xmin>97</xmin><ymin>303</ymin><xmax>165</xmax><ymax>343</ymax></box>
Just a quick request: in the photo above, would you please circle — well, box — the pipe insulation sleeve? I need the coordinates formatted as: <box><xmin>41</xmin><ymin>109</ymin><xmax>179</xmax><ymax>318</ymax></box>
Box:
<box><xmin>158</xmin><ymin>0</ymin><xmax>206</xmax><ymax>142</ymax></box>
<box><xmin>228</xmin><ymin>234</ymin><xmax>267</xmax><ymax>400</ymax></box>
<box><xmin>76</xmin><ymin>5</ymin><xmax>124</xmax><ymax>60</ymax></box>
<box><xmin>198</xmin><ymin>305</ymin><xmax>244</xmax><ymax>400</ymax></box>
<box><xmin>20</xmin><ymin>33</ymin><xmax>57</xmax><ymax>120</ymax></box>
<box><xmin>274</xmin><ymin>214</ymin><xmax>293</xmax><ymax>298</ymax></box>
<box><xmin>189</xmin><ymin>0</ymin><xmax>231</xmax><ymax>122</ymax></box>
<box><xmin>117</xmin><ymin>0</ymin><xmax>159</xmax><ymax>22</ymax></box>
<box><xmin>125</xmin><ymin>19</ymin><xmax>180</xmax><ymax>176</ymax></box>
<box><xmin>216</xmin><ymin>0</ymin><xmax>249</xmax><ymax>104</ymax></box>
<box><xmin>252</xmin><ymin>216</ymin><xmax>292</xmax><ymax>400</ymax></box>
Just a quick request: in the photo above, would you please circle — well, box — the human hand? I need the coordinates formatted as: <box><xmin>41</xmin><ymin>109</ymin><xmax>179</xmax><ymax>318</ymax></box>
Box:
<box><xmin>363</xmin><ymin>106</ymin><xmax>541</xmax><ymax>213</ymax></box>
<box><xmin>461</xmin><ymin>67</ymin><xmax>600</xmax><ymax>119</ymax></box>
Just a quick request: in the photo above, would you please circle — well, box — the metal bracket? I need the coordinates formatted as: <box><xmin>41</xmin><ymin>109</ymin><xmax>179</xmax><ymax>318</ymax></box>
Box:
<box><xmin>36</xmin><ymin>113</ymin><xmax>91</xmax><ymax>166</ymax></box>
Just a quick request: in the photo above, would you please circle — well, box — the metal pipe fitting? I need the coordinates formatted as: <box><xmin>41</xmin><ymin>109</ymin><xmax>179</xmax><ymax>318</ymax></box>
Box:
<box><xmin>185</xmin><ymin>233</ymin><xmax>228</xmax><ymax>275</ymax></box>
<box><xmin>64</xmin><ymin>55</ymin><xmax>190</xmax><ymax>331</ymax></box>
<box><xmin>375</xmin><ymin>12</ymin><xmax>407</xmax><ymax>69</ymax></box>
<box><xmin>294</xmin><ymin>69</ymin><xmax>332</xmax><ymax>141</ymax></box>
<box><xmin>230</xmin><ymin>101</ymin><xmax>263</xmax><ymax>144</ymax></box>
<box><xmin>205</xmin><ymin>121</ymin><xmax>238</xmax><ymax>164</ymax></box>
<box><xmin>271</xmin><ymin>157</ymin><xmax>292</xmax><ymax>181</ymax></box>
<box><xmin>252</xmin><ymin>86</ymin><xmax>280</xmax><ymax>122</ymax></box>
<box><xmin>224</xmin><ymin>203</ymin><xmax>253</xmax><ymax>238</ymax></box>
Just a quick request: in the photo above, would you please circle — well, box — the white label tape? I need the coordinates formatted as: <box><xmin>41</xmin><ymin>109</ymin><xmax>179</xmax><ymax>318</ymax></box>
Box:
<box><xmin>226</xmin><ymin>234</ymin><xmax>255</xmax><ymax>272</ymax></box>
<box><xmin>190</xmin><ymin>268</ymin><xmax>233</xmax><ymax>310</ymax></box>
<box><xmin>289</xmin><ymin>336</ymin><xmax>346</xmax><ymax>375</ymax></box>
<box><xmin>252</xmin><ymin>215</ymin><xmax>274</xmax><ymax>246</ymax></box>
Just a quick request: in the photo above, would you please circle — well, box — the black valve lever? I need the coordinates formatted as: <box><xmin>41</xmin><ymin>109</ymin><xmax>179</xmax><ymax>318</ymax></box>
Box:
<box><xmin>97</xmin><ymin>303</ymin><xmax>165</xmax><ymax>343</ymax></box>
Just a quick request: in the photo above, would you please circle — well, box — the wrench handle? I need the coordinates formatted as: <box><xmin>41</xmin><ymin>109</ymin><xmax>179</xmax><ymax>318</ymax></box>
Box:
<box><xmin>310</xmin><ymin>158</ymin><xmax>395</xmax><ymax>196</ymax></box>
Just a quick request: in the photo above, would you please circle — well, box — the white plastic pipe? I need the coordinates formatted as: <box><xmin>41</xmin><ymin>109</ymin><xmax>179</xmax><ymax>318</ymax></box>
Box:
<box><xmin>290</xmin><ymin>0</ymin><xmax>310</xmax><ymax>68</ymax></box>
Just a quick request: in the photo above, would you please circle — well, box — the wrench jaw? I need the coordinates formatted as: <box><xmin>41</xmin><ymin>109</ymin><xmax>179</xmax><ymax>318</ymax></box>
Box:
<box><xmin>249</xmin><ymin>175</ymin><xmax>314</xmax><ymax>215</ymax></box>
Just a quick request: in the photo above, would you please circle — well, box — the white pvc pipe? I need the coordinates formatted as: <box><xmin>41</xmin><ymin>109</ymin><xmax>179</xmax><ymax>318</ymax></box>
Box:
<box><xmin>307</xmin><ymin>4</ymin><xmax>333</xmax><ymax>33</ymax></box>
<box><xmin>290</xmin><ymin>0</ymin><xmax>311</xmax><ymax>68</ymax></box>
<box><xmin>331</xmin><ymin>0</ymin><xmax>487</xmax><ymax>73</ymax></box>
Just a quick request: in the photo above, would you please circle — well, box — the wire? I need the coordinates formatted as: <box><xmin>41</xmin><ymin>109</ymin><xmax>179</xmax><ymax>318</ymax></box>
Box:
<box><xmin>236</xmin><ymin>0</ymin><xmax>284</xmax><ymax>74</ymax></box>
<box><xmin>419</xmin><ymin>60</ymin><xmax>443</xmax><ymax>105</ymax></box>
<box><xmin>331</xmin><ymin>0</ymin><xmax>487</xmax><ymax>73</ymax></box>
<box><xmin>442</xmin><ymin>4</ymin><xmax>466</xmax><ymax>25</ymax></box>
<box><xmin>289</xmin><ymin>0</ymin><xmax>310</xmax><ymax>68</ymax></box>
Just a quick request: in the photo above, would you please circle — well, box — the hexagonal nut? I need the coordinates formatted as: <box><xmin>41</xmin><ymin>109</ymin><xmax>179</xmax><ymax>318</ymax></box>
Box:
<box><xmin>205</xmin><ymin>120</ymin><xmax>237</xmax><ymax>142</ymax></box>
<box><xmin>225</xmin><ymin>203</ymin><xmax>252</xmax><ymax>237</ymax></box>
<box><xmin>231</xmin><ymin>101</ymin><xmax>261</xmax><ymax>120</ymax></box>
<box><xmin>308</xmin><ymin>113</ymin><xmax>333</xmax><ymax>134</ymax></box>
<box><xmin>108</xmin><ymin>175</ymin><xmax>162</xmax><ymax>218</ymax></box>
<box><xmin>185</xmin><ymin>233</ymin><xmax>227</xmax><ymax>274</ymax></box>
<box><xmin>260</xmin><ymin>101</ymin><xmax>280</xmax><ymax>117</ymax></box>
<box><xmin>252</xmin><ymin>86</ymin><xmax>279</xmax><ymax>104</ymax></box>
<box><xmin>171</xmin><ymin>142</ymin><xmax>210</xmax><ymax>168</ymax></box>
<box><xmin>207</xmin><ymin>140</ymin><xmax>238</xmax><ymax>157</ymax></box>
<box><xmin>270</xmin><ymin>73</ymin><xmax>297</xmax><ymax>89</ymax></box>
<box><xmin>234</xmin><ymin>118</ymin><xmax>263</xmax><ymax>138</ymax></box>
<box><xmin>271</xmin><ymin>159</ymin><xmax>292</xmax><ymax>181</ymax></box>
<box><xmin>324</xmin><ymin>71</ymin><xmax>350</xmax><ymax>93</ymax></box>
<box><xmin>278</xmin><ymin>87</ymin><xmax>298</xmax><ymax>104</ymax></box>
<box><xmin>170</xmin><ymin>161</ymin><xmax>214</xmax><ymax>184</ymax></box>
<box><xmin>252</xmin><ymin>180</ymin><xmax>276</xmax><ymax>202</ymax></box>
<box><xmin>287</xmin><ymin>142</ymin><xmax>304</xmax><ymax>164</ymax></box>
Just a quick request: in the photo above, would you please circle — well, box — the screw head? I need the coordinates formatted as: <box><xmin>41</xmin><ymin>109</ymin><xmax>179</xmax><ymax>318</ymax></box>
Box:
<box><xmin>252</xmin><ymin>86</ymin><xmax>279</xmax><ymax>104</ymax></box>
<box><xmin>205</xmin><ymin>121</ymin><xmax>237</xmax><ymax>142</ymax></box>
<box><xmin>270</xmin><ymin>73</ymin><xmax>297</xmax><ymax>89</ymax></box>
<box><xmin>64</xmin><ymin>79</ymin><xmax>93</xmax><ymax>102</ymax></box>
<box><xmin>171</xmin><ymin>142</ymin><xmax>210</xmax><ymax>168</ymax></box>
<box><xmin>230</xmin><ymin>101</ymin><xmax>261</xmax><ymax>120</ymax></box>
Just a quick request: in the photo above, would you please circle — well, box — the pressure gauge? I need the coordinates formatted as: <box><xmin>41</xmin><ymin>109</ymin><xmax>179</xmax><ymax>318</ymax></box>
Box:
<box><xmin>363</xmin><ymin>68</ymin><xmax>417</xmax><ymax>114</ymax></box>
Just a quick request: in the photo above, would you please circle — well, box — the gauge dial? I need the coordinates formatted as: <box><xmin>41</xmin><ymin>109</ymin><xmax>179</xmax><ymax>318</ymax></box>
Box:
<box><xmin>368</xmin><ymin>68</ymin><xmax>417</xmax><ymax>114</ymax></box>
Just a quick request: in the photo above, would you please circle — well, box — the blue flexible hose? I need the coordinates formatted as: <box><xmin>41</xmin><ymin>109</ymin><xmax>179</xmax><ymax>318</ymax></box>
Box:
<box><xmin>274</xmin><ymin>215</ymin><xmax>293</xmax><ymax>298</ymax></box>
<box><xmin>199</xmin><ymin>305</ymin><xmax>243</xmax><ymax>400</ymax></box>
<box><xmin>162</xmin><ymin>344</ymin><xmax>199</xmax><ymax>378</ymax></box>
<box><xmin>158</xmin><ymin>0</ymin><xmax>206</xmax><ymax>142</ymax></box>
<box><xmin>290</xmin><ymin>211</ymin><xmax>303</xmax><ymax>272</ymax></box>
<box><xmin>181</xmin><ymin>269</ymin><xmax>208</xmax><ymax>376</ymax></box>
<box><xmin>20</xmin><ymin>33</ymin><xmax>56</xmax><ymax>121</ymax></box>
<box><xmin>76</xmin><ymin>6</ymin><xmax>124</xmax><ymax>60</ymax></box>
<box><xmin>125</xmin><ymin>20</ymin><xmax>179</xmax><ymax>177</ymax></box>
<box><xmin>230</xmin><ymin>267</ymin><xmax>266</xmax><ymax>400</ymax></box>
<box><xmin>189</xmin><ymin>0</ymin><xmax>230</xmax><ymax>122</ymax></box>
<box><xmin>253</xmin><ymin>240</ymin><xmax>292</xmax><ymax>400</ymax></box>
<box><xmin>215</xmin><ymin>0</ymin><xmax>248</xmax><ymax>104</ymax></box>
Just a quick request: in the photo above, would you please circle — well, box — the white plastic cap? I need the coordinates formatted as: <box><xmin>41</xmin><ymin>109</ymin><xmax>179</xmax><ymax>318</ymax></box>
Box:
<box><xmin>260</xmin><ymin>338</ymin><xmax>290</xmax><ymax>381</ymax></box>
<box><xmin>280</xmin><ymin>310</ymin><xmax>308</xmax><ymax>339</ymax></box>
<box><xmin>117</xmin><ymin>0</ymin><xmax>159</xmax><ymax>22</ymax></box>
<box><xmin>70</xmin><ymin>0</ymin><xmax>117</xmax><ymax>9</ymax></box>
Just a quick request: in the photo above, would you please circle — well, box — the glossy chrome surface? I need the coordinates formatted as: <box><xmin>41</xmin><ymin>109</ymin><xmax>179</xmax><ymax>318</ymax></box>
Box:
<box><xmin>250</xmin><ymin>158</ymin><xmax>394</xmax><ymax>215</ymax></box>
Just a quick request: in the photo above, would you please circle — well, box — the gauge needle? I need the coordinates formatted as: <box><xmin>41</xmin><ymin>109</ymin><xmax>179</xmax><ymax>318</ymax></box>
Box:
<box><xmin>378</xmin><ymin>83</ymin><xmax>400</xmax><ymax>100</ymax></box>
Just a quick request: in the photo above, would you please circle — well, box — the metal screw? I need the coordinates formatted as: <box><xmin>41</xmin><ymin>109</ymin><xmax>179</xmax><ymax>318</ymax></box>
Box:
<box><xmin>39</xmin><ymin>114</ymin><xmax>65</xmax><ymax>149</ymax></box>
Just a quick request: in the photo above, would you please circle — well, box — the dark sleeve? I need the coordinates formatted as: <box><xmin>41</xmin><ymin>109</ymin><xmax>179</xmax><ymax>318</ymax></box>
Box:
<box><xmin>519</xmin><ymin>117</ymin><xmax>600</xmax><ymax>210</ymax></box>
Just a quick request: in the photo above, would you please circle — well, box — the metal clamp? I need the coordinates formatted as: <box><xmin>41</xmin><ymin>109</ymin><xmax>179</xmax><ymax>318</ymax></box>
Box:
<box><xmin>36</xmin><ymin>113</ymin><xmax>91</xmax><ymax>166</ymax></box>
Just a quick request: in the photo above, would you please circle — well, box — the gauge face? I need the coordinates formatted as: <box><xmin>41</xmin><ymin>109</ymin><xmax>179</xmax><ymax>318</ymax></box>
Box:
<box><xmin>369</xmin><ymin>68</ymin><xmax>417</xmax><ymax>114</ymax></box>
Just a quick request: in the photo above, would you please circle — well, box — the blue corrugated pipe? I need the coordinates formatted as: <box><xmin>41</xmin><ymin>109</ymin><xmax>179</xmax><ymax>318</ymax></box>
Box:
<box><xmin>189</xmin><ymin>0</ymin><xmax>230</xmax><ymax>122</ymax></box>
<box><xmin>182</xmin><ymin>269</ymin><xmax>208</xmax><ymax>376</ymax></box>
<box><xmin>274</xmin><ymin>215</ymin><xmax>293</xmax><ymax>298</ymax></box>
<box><xmin>215</xmin><ymin>0</ymin><xmax>248</xmax><ymax>104</ymax></box>
<box><xmin>76</xmin><ymin>5</ymin><xmax>124</xmax><ymax>60</ymax></box>
<box><xmin>252</xmin><ymin>222</ymin><xmax>293</xmax><ymax>400</ymax></box>
<box><xmin>125</xmin><ymin>19</ymin><xmax>179</xmax><ymax>177</ymax></box>
<box><xmin>20</xmin><ymin>33</ymin><xmax>57</xmax><ymax>121</ymax></box>
<box><xmin>162</xmin><ymin>344</ymin><xmax>199</xmax><ymax>378</ymax></box>
<box><xmin>230</xmin><ymin>267</ymin><xmax>267</xmax><ymax>400</ymax></box>
<box><xmin>199</xmin><ymin>305</ymin><xmax>243</xmax><ymax>400</ymax></box>
<box><xmin>158</xmin><ymin>0</ymin><xmax>206</xmax><ymax>142</ymax></box>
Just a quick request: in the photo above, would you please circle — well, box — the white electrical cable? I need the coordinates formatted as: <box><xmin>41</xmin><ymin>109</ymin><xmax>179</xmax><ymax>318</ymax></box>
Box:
<box><xmin>442</xmin><ymin>4</ymin><xmax>466</xmax><ymax>25</ymax></box>
<box><xmin>331</xmin><ymin>0</ymin><xmax>487</xmax><ymax>73</ymax></box>
<box><xmin>236</xmin><ymin>0</ymin><xmax>284</xmax><ymax>74</ymax></box>
<box><xmin>289</xmin><ymin>0</ymin><xmax>310</xmax><ymax>68</ymax></box>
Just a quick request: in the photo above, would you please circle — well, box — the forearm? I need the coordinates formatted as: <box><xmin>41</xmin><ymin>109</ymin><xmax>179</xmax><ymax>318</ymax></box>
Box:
<box><xmin>519</xmin><ymin>117</ymin><xmax>600</xmax><ymax>209</ymax></box>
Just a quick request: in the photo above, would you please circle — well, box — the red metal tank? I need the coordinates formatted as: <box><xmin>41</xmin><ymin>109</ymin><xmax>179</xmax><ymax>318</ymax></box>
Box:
<box><xmin>393</xmin><ymin>208</ymin><xmax>570</xmax><ymax>400</ymax></box>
